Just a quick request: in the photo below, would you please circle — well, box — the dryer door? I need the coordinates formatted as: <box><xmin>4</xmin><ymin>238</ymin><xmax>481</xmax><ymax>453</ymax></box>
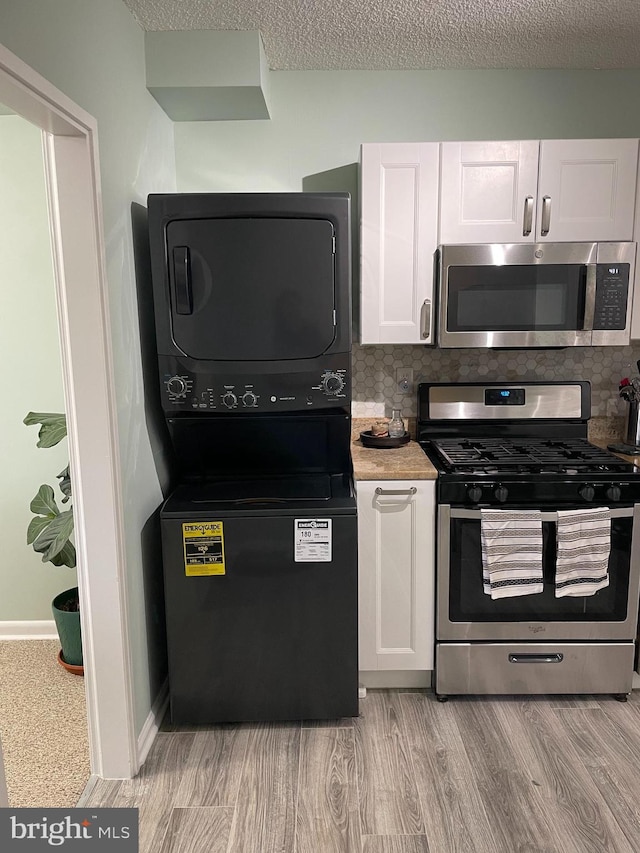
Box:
<box><xmin>166</xmin><ymin>217</ymin><xmax>336</xmax><ymax>361</ymax></box>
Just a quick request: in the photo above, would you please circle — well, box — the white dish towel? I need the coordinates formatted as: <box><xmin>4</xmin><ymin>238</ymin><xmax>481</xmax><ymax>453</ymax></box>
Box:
<box><xmin>481</xmin><ymin>509</ymin><xmax>544</xmax><ymax>599</ymax></box>
<box><xmin>555</xmin><ymin>507</ymin><xmax>611</xmax><ymax>597</ymax></box>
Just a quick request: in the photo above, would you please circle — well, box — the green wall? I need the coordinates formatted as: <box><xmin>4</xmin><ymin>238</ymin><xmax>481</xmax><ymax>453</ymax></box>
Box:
<box><xmin>0</xmin><ymin>0</ymin><xmax>176</xmax><ymax>735</ymax></box>
<box><xmin>175</xmin><ymin>69</ymin><xmax>640</xmax><ymax>192</ymax></box>
<box><xmin>0</xmin><ymin>114</ymin><xmax>73</xmax><ymax>620</ymax></box>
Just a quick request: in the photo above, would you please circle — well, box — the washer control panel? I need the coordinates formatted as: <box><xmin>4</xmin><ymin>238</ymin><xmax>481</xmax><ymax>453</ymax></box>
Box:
<box><xmin>161</xmin><ymin>364</ymin><xmax>350</xmax><ymax>412</ymax></box>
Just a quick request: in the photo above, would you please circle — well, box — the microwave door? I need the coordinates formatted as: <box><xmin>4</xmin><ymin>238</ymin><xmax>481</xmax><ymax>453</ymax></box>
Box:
<box><xmin>437</xmin><ymin>244</ymin><xmax>595</xmax><ymax>348</ymax></box>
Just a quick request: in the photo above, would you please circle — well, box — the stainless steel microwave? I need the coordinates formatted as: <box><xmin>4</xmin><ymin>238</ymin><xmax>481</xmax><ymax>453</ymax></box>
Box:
<box><xmin>436</xmin><ymin>242</ymin><xmax>636</xmax><ymax>348</ymax></box>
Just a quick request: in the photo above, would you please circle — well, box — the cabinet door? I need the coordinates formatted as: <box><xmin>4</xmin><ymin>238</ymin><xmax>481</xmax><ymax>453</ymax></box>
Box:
<box><xmin>440</xmin><ymin>140</ymin><xmax>539</xmax><ymax>244</ymax></box>
<box><xmin>537</xmin><ymin>139</ymin><xmax>639</xmax><ymax>242</ymax></box>
<box><xmin>360</xmin><ymin>143</ymin><xmax>438</xmax><ymax>344</ymax></box>
<box><xmin>357</xmin><ymin>480</ymin><xmax>435</xmax><ymax>671</ymax></box>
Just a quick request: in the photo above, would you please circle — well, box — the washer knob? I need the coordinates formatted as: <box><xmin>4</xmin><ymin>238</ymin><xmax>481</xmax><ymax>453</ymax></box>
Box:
<box><xmin>322</xmin><ymin>373</ymin><xmax>345</xmax><ymax>395</ymax></box>
<box><xmin>222</xmin><ymin>392</ymin><xmax>238</xmax><ymax>409</ymax></box>
<box><xmin>606</xmin><ymin>484</ymin><xmax>622</xmax><ymax>502</ymax></box>
<box><xmin>579</xmin><ymin>484</ymin><xmax>596</xmax><ymax>502</ymax></box>
<box><xmin>494</xmin><ymin>485</ymin><xmax>509</xmax><ymax>503</ymax></box>
<box><xmin>242</xmin><ymin>391</ymin><xmax>258</xmax><ymax>408</ymax></box>
<box><xmin>467</xmin><ymin>485</ymin><xmax>483</xmax><ymax>503</ymax></box>
<box><xmin>167</xmin><ymin>376</ymin><xmax>187</xmax><ymax>397</ymax></box>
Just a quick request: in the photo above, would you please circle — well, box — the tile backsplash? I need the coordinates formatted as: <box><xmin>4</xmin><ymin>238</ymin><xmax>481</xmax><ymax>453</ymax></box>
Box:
<box><xmin>352</xmin><ymin>344</ymin><xmax>640</xmax><ymax>419</ymax></box>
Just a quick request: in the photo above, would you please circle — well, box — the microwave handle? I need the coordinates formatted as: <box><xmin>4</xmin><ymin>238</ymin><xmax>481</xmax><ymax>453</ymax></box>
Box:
<box><xmin>582</xmin><ymin>264</ymin><xmax>597</xmax><ymax>331</ymax></box>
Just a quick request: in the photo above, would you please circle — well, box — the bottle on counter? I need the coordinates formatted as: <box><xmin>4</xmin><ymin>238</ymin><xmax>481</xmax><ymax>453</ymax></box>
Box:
<box><xmin>388</xmin><ymin>408</ymin><xmax>405</xmax><ymax>438</ymax></box>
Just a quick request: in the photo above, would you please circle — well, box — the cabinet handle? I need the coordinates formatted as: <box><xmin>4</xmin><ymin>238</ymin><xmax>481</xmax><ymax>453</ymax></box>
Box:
<box><xmin>375</xmin><ymin>487</ymin><xmax>417</xmax><ymax>496</ymax></box>
<box><xmin>522</xmin><ymin>196</ymin><xmax>534</xmax><ymax>236</ymax></box>
<box><xmin>421</xmin><ymin>299</ymin><xmax>431</xmax><ymax>340</ymax></box>
<box><xmin>540</xmin><ymin>195</ymin><xmax>552</xmax><ymax>236</ymax></box>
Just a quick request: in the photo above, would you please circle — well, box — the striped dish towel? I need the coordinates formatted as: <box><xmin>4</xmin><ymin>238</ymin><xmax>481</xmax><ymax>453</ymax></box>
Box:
<box><xmin>481</xmin><ymin>509</ymin><xmax>544</xmax><ymax>599</ymax></box>
<box><xmin>555</xmin><ymin>507</ymin><xmax>611</xmax><ymax>597</ymax></box>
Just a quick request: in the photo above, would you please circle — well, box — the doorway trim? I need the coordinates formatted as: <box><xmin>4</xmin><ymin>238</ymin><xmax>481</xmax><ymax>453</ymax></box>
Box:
<box><xmin>0</xmin><ymin>43</ymin><xmax>135</xmax><ymax>778</ymax></box>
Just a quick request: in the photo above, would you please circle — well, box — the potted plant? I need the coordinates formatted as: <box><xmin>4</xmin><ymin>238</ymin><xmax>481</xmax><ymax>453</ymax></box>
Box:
<box><xmin>24</xmin><ymin>412</ymin><xmax>82</xmax><ymax>675</ymax></box>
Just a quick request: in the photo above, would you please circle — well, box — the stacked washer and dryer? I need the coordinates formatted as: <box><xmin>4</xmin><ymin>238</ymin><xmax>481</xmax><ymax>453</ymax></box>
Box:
<box><xmin>147</xmin><ymin>193</ymin><xmax>358</xmax><ymax>724</ymax></box>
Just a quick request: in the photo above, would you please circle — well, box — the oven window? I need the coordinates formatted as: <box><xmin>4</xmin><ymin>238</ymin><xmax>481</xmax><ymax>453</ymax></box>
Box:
<box><xmin>446</xmin><ymin>264</ymin><xmax>586</xmax><ymax>332</ymax></box>
<box><xmin>449</xmin><ymin>516</ymin><xmax>631</xmax><ymax>622</ymax></box>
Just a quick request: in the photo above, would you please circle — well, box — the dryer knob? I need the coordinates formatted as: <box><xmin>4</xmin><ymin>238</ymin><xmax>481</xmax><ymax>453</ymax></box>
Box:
<box><xmin>222</xmin><ymin>392</ymin><xmax>238</xmax><ymax>409</ymax></box>
<box><xmin>167</xmin><ymin>376</ymin><xmax>187</xmax><ymax>397</ymax></box>
<box><xmin>242</xmin><ymin>391</ymin><xmax>258</xmax><ymax>408</ymax></box>
<box><xmin>322</xmin><ymin>373</ymin><xmax>345</xmax><ymax>395</ymax></box>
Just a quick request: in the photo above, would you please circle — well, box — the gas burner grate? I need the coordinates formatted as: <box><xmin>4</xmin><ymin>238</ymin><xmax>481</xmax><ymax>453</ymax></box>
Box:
<box><xmin>430</xmin><ymin>438</ymin><xmax>632</xmax><ymax>472</ymax></box>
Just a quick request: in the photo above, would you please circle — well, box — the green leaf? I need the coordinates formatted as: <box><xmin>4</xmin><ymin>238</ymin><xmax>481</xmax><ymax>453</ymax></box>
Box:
<box><xmin>32</xmin><ymin>509</ymin><xmax>73</xmax><ymax>562</ymax></box>
<box><xmin>57</xmin><ymin>466</ymin><xmax>72</xmax><ymax>501</ymax></box>
<box><xmin>49</xmin><ymin>540</ymin><xmax>76</xmax><ymax>569</ymax></box>
<box><xmin>27</xmin><ymin>515</ymin><xmax>51</xmax><ymax>545</ymax></box>
<box><xmin>30</xmin><ymin>485</ymin><xmax>60</xmax><ymax>518</ymax></box>
<box><xmin>23</xmin><ymin>412</ymin><xmax>67</xmax><ymax>448</ymax></box>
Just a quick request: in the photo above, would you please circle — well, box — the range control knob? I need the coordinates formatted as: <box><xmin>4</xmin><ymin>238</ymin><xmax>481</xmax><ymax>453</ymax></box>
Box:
<box><xmin>222</xmin><ymin>392</ymin><xmax>238</xmax><ymax>409</ymax></box>
<box><xmin>322</xmin><ymin>373</ymin><xmax>345</xmax><ymax>395</ymax></box>
<box><xmin>606</xmin><ymin>484</ymin><xmax>622</xmax><ymax>502</ymax></box>
<box><xmin>467</xmin><ymin>485</ymin><xmax>483</xmax><ymax>503</ymax></box>
<box><xmin>167</xmin><ymin>376</ymin><xmax>187</xmax><ymax>397</ymax></box>
<box><xmin>494</xmin><ymin>485</ymin><xmax>509</xmax><ymax>503</ymax></box>
<box><xmin>242</xmin><ymin>391</ymin><xmax>258</xmax><ymax>408</ymax></box>
<box><xmin>578</xmin><ymin>484</ymin><xmax>596</xmax><ymax>502</ymax></box>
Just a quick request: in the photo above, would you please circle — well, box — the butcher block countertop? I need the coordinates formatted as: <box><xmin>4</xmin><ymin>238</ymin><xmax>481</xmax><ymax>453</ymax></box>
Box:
<box><xmin>351</xmin><ymin>417</ymin><xmax>438</xmax><ymax>481</ymax></box>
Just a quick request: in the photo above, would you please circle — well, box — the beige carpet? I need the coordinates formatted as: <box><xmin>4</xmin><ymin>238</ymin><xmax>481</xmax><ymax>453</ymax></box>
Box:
<box><xmin>0</xmin><ymin>640</ymin><xmax>90</xmax><ymax>807</ymax></box>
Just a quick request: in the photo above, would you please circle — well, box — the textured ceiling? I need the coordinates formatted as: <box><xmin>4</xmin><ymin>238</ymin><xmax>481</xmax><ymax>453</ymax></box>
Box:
<box><xmin>123</xmin><ymin>0</ymin><xmax>640</xmax><ymax>70</ymax></box>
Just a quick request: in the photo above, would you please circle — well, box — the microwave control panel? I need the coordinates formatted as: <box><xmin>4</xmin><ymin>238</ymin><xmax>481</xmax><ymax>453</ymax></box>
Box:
<box><xmin>593</xmin><ymin>263</ymin><xmax>630</xmax><ymax>330</ymax></box>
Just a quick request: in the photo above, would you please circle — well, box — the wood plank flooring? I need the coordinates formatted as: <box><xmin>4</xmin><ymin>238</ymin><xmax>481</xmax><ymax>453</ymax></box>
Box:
<box><xmin>83</xmin><ymin>690</ymin><xmax>640</xmax><ymax>852</ymax></box>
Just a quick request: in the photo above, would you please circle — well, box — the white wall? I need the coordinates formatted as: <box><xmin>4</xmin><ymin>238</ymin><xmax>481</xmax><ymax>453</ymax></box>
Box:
<box><xmin>174</xmin><ymin>69</ymin><xmax>640</xmax><ymax>193</ymax></box>
<box><xmin>0</xmin><ymin>114</ymin><xmax>72</xmax><ymax>620</ymax></box>
<box><xmin>0</xmin><ymin>1</ymin><xmax>176</xmax><ymax>734</ymax></box>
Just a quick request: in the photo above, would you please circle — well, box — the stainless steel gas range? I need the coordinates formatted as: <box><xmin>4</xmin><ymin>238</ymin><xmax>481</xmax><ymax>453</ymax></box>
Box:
<box><xmin>417</xmin><ymin>381</ymin><xmax>640</xmax><ymax>701</ymax></box>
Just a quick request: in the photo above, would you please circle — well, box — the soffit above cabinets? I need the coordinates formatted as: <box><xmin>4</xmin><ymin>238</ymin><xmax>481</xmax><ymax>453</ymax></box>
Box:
<box><xmin>145</xmin><ymin>30</ymin><xmax>271</xmax><ymax>121</ymax></box>
<box><xmin>125</xmin><ymin>0</ymin><xmax>640</xmax><ymax>71</ymax></box>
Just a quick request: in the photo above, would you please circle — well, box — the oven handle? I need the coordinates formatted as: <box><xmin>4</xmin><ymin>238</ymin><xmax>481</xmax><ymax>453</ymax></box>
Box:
<box><xmin>449</xmin><ymin>507</ymin><xmax>634</xmax><ymax>520</ymax></box>
<box><xmin>509</xmin><ymin>653</ymin><xmax>563</xmax><ymax>664</ymax></box>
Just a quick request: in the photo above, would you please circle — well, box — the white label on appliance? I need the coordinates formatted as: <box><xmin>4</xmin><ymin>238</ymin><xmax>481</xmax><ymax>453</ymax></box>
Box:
<box><xmin>294</xmin><ymin>518</ymin><xmax>332</xmax><ymax>562</ymax></box>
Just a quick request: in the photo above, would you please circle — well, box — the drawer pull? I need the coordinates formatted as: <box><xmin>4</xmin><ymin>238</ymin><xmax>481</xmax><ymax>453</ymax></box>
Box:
<box><xmin>509</xmin><ymin>653</ymin><xmax>563</xmax><ymax>664</ymax></box>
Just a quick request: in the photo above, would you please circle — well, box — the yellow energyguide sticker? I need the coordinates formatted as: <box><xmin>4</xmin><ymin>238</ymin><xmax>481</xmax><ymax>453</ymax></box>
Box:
<box><xmin>182</xmin><ymin>521</ymin><xmax>225</xmax><ymax>576</ymax></box>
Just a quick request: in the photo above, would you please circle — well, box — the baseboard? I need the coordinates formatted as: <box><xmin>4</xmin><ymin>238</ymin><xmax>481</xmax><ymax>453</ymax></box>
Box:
<box><xmin>136</xmin><ymin>678</ymin><xmax>169</xmax><ymax>771</ymax></box>
<box><xmin>0</xmin><ymin>620</ymin><xmax>58</xmax><ymax>640</ymax></box>
<box><xmin>359</xmin><ymin>670</ymin><xmax>432</xmax><ymax>689</ymax></box>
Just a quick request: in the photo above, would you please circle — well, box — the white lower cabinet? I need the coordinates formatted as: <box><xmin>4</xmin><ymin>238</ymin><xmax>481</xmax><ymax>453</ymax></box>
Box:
<box><xmin>357</xmin><ymin>480</ymin><xmax>435</xmax><ymax>671</ymax></box>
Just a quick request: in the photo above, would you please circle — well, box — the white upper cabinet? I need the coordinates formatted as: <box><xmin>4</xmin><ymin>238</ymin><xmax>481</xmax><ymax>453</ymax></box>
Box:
<box><xmin>440</xmin><ymin>140</ymin><xmax>540</xmax><ymax>244</ymax></box>
<box><xmin>537</xmin><ymin>139</ymin><xmax>639</xmax><ymax>242</ymax></box>
<box><xmin>440</xmin><ymin>138</ymin><xmax>639</xmax><ymax>244</ymax></box>
<box><xmin>360</xmin><ymin>142</ymin><xmax>439</xmax><ymax>344</ymax></box>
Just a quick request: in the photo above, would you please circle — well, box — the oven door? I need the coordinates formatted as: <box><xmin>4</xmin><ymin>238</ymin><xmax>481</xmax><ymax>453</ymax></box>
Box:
<box><xmin>437</xmin><ymin>504</ymin><xmax>640</xmax><ymax>642</ymax></box>
<box><xmin>437</xmin><ymin>243</ymin><xmax>596</xmax><ymax>348</ymax></box>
